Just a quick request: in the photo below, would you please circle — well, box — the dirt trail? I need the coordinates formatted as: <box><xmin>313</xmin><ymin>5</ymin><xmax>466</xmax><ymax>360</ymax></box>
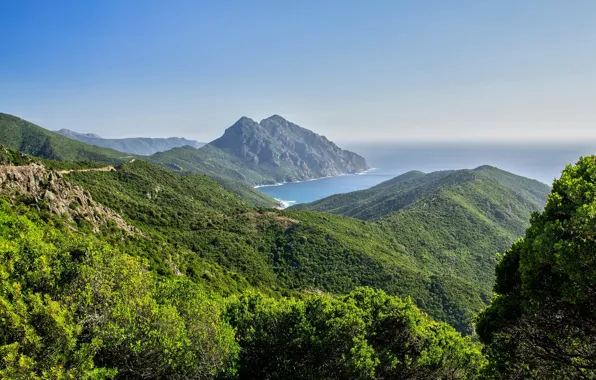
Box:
<box><xmin>57</xmin><ymin>165</ymin><xmax>116</xmax><ymax>174</ymax></box>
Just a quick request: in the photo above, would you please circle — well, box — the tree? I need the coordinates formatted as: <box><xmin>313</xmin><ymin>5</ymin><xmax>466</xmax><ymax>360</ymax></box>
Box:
<box><xmin>477</xmin><ymin>156</ymin><xmax>596</xmax><ymax>378</ymax></box>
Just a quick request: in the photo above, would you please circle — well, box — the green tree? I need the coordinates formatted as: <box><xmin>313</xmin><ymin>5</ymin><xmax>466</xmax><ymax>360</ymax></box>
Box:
<box><xmin>225</xmin><ymin>291</ymin><xmax>377</xmax><ymax>380</ymax></box>
<box><xmin>477</xmin><ymin>156</ymin><xmax>596</xmax><ymax>378</ymax></box>
<box><xmin>0</xmin><ymin>201</ymin><xmax>114</xmax><ymax>379</ymax></box>
<box><xmin>226</xmin><ymin>288</ymin><xmax>485</xmax><ymax>379</ymax></box>
<box><xmin>0</xmin><ymin>199</ymin><xmax>239</xmax><ymax>379</ymax></box>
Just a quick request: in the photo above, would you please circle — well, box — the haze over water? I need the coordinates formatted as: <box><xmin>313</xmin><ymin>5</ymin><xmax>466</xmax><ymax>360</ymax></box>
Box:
<box><xmin>258</xmin><ymin>142</ymin><xmax>596</xmax><ymax>206</ymax></box>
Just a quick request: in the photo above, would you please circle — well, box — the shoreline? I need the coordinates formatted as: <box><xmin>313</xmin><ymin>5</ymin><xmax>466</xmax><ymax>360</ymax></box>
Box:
<box><xmin>254</xmin><ymin>167</ymin><xmax>377</xmax><ymax>189</ymax></box>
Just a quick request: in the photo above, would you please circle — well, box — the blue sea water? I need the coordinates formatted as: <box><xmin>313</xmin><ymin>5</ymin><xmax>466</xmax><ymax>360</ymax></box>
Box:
<box><xmin>257</xmin><ymin>142</ymin><xmax>596</xmax><ymax>206</ymax></box>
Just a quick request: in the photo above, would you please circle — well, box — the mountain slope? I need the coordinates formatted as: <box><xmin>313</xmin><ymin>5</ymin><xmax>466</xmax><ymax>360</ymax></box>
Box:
<box><xmin>0</xmin><ymin>113</ymin><xmax>128</xmax><ymax>163</ymax></box>
<box><xmin>293</xmin><ymin>166</ymin><xmax>551</xmax><ymax>329</ymax></box>
<box><xmin>151</xmin><ymin>115</ymin><xmax>369</xmax><ymax>185</ymax></box>
<box><xmin>293</xmin><ymin>166</ymin><xmax>548</xmax><ymax>222</ymax></box>
<box><xmin>56</xmin><ymin>128</ymin><xmax>205</xmax><ymax>155</ymax></box>
<box><xmin>0</xmin><ymin>189</ymin><xmax>484</xmax><ymax>378</ymax></box>
<box><xmin>291</xmin><ymin>169</ymin><xmax>455</xmax><ymax>219</ymax></box>
<box><xmin>64</xmin><ymin>159</ymin><xmax>525</xmax><ymax>333</ymax></box>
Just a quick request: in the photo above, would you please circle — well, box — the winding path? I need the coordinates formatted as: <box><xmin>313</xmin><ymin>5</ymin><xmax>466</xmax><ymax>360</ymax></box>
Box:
<box><xmin>57</xmin><ymin>165</ymin><xmax>117</xmax><ymax>174</ymax></box>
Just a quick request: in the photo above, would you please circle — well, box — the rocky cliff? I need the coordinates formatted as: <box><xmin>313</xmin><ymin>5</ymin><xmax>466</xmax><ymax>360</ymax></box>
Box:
<box><xmin>0</xmin><ymin>163</ymin><xmax>135</xmax><ymax>233</ymax></box>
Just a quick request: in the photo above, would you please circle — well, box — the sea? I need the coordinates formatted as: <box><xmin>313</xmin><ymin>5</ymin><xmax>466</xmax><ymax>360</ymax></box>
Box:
<box><xmin>257</xmin><ymin>142</ymin><xmax>596</xmax><ymax>207</ymax></box>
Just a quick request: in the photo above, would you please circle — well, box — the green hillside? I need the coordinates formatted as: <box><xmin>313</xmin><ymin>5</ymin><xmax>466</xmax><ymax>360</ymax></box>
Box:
<box><xmin>2</xmin><ymin>144</ymin><xmax>590</xmax><ymax>378</ymax></box>
<box><xmin>292</xmin><ymin>166</ymin><xmax>550</xmax><ymax>328</ymax></box>
<box><xmin>293</xmin><ymin>166</ymin><xmax>548</xmax><ymax>221</ymax></box>
<box><xmin>0</xmin><ymin>113</ymin><xmax>128</xmax><ymax>163</ymax></box>
<box><xmin>63</xmin><ymin>160</ymin><xmax>548</xmax><ymax>333</ymax></box>
<box><xmin>149</xmin><ymin>144</ymin><xmax>272</xmax><ymax>185</ymax></box>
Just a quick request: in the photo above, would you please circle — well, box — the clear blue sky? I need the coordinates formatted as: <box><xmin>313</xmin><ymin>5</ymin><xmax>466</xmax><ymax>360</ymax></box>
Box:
<box><xmin>1</xmin><ymin>0</ymin><xmax>595</xmax><ymax>142</ymax></box>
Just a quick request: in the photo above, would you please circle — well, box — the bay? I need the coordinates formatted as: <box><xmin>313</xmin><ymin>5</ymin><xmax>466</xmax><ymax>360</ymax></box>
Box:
<box><xmin>257</xmin><ymin>142</ymin><xmax>596</xmax><ymax>206</ymax></box>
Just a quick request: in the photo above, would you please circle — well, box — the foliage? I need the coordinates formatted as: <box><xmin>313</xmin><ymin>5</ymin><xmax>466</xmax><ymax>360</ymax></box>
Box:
<box><xmin>291</xmin><ymin>166</ymin><xmax>550</xmax><ymax>332</ymax></box>
<box><xmin>477</xmin><ymin>156</ymin><xmax>596</xmax><ymax>378</ymax></box>
<box><xmin>293</xmin><ymin>166</ymin><xmax>547</xmax><ymax>222</ymax></box>
<box><xmin>0</xmin><ymin>198</ymin><xmax>239</xmax><ymax>379</ymax></box>
<box><xmin>225</xmin><ymin>287</ymin><xmax>486</xmax><ymax>379</ymax></box>
<box><xmin>0</xmin><ymin>197</ymin><xmax>485</xmax><ymax>378</ymax></box>
<box><xmin>0</xmin><ymin>146</ymin><xmax>34</xmax><ymax>165</ymax></box>
<box><xmin>0</xmin><ymin>141</ymin><xmax>548</xmax><ymax>334</ymax></box>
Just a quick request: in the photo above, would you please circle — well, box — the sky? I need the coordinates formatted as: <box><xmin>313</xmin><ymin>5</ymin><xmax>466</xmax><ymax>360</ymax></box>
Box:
<box><xmin>1</xmin><ymin>0</ymin><xmax>596</xmax><ymax>143</ymax></box>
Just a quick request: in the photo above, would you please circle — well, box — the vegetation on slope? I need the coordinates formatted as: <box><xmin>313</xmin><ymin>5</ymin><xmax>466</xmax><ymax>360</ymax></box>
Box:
<box><xmin>0</xmin><ymin>196</ymin><xmax>484</xmax><ymax>379</ymax></box>
<box><xmin>149</xmin><ymin>144</ymin><xmax>273</xmax><ymax>186</ymax></box>
<box><xmin>0</xmin><ymin>113</ymin><xmax>128</xmax><ymax>163</ymax></box>
<box><xmin>477</xmin><ymin>156</ymin><xmax>596</xmax><ymax>378</ymax></box>
<box><xmin>293</xmin><ymin>166</ymin><xmax>548</xmax><ymax>222</ymax></box>
<box><xmin>5</xmin><ymin>138</ymin><xmax>596</xmax><ymax>377</ymax></box>
<box><xmin>292</xmin><ymin>166</ymin><xmax>550</xmax><ymax>331</ymax></box>
<box><xmin>65</xmin><ymin>160</ymin><xmax>528</xmax><ymax>333</ymax></box>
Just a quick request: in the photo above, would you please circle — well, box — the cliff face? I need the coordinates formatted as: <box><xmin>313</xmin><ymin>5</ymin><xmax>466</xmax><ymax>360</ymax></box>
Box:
<box><xmin>0</xmin><ymin>163</ymin><xmax>135</xmax><ymax>233</ymax></box>
<box><xmin>208</xmin><ymin>115</ymin><xmax>369</xmax><ymax>183</ymax></box>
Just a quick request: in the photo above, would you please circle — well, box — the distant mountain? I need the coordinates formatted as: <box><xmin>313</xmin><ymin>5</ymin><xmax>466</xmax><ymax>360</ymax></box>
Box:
<box><xmin>151</xmin><ymin>115</ymin><xmax>369</xmax><ymax>185</ymax></box>
<box><xmin>0</xmin><ymin>113</ymin><xmax>127</xmax><ymax>163</ymax></box>
<box><xmin>56</xmin><ymin>128</ymin><xmax>205</xmax><ymax>155</ymax></box>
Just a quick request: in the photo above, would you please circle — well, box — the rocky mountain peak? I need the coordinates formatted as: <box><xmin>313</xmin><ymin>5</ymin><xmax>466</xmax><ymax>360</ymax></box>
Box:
<box><xmin>207</xmin><ymin>115</ymin><xmax>369</xmax><ymax>183</ymax></box>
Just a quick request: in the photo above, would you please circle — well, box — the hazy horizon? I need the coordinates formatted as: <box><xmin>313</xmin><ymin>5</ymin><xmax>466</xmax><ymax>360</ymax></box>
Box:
<box><xmin>2</xmin><ymin>1</ymin><xmax>596</xmax><ymax>143</ymax></box>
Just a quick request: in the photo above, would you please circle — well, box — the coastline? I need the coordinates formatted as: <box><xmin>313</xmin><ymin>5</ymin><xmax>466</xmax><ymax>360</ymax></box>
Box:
<box><xmin>254</xmin><ymin>167</ymin><xmax>377</xmax><ymax>189</ymax></box>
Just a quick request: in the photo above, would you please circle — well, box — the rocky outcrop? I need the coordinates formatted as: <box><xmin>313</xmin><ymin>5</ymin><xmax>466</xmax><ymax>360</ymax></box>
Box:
<box><xmin>0</xmin><ymin>163</ymin><xmax>136</xmax><ymax>234</ymax></box>
<box><xmin>208</xmin><ymin>115</ymin><xmax>369</xmax><ymax>183</ymax></box>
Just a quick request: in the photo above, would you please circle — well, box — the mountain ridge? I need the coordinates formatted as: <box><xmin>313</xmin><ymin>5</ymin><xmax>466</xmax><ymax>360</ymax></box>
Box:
<box><xmin>55</xmin><ymin>128</ymin><xmax>205</xmax><ymax>155</ymax></box>
<box><xmin>292</xmin><ymin>165</ymin><xmax>548</xmax><ymax>220</ymax></box>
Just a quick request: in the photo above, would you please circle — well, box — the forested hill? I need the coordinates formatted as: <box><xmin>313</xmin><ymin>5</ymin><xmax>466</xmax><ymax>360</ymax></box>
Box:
<box><xmin>150</xmin><ymin>115</ymin><xmax>369</xmax><ymax>185</ymax></box>
<box><xmin>56</xmin><ymin>128</ymin><xmax>205</xmax><ymax>155</ymax></box>
<box><xmin>0</xmin><ymin>113</ymin><xmax>129</xmax><ymax>163</ymax></box>
<box><xmin>2</xmin><ymin>144</ymin><xmax>592</xmax><ymax>377</ymax></box>
<box><xmin>61</xmin><ymin>158</ymin><xmax>550</xmax><ymax>333</ymax></box>
<box><xmin>292</xmin><ymin>165</ymin><xmax>549</xmax><ymax>221</ymax></box>
<box><xmin>291</xmin><ymin>166</ymin><xmax>550</xmax><ymax>328</ymax></box>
